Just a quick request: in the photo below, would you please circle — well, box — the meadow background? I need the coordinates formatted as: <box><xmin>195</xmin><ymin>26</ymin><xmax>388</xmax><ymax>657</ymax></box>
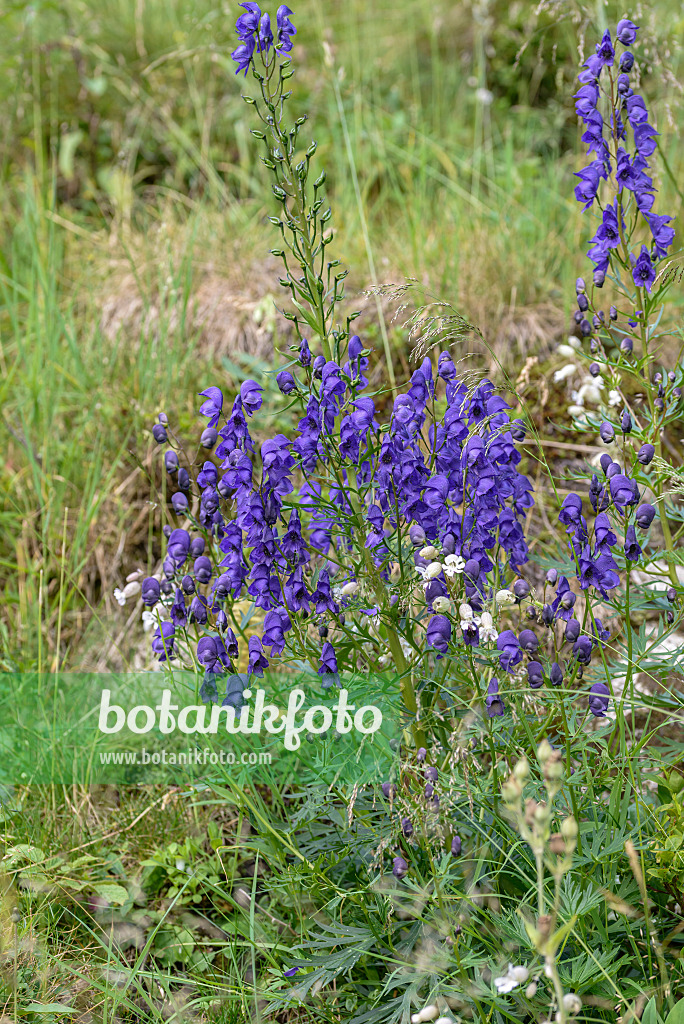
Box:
<box><xmin>1</xmin><ymin>0</ymin><xmax>684</xmax><ymax>1017</ymax></box>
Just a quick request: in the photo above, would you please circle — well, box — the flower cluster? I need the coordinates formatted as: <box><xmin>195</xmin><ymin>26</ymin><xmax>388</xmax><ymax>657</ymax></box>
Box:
<box><xmin>141</xmin><ymin>337</ymin><xmax>537</xmax><ymax>707</ymax></box>
<box><xmin>574</xmin><ymin>18</ymin><xmax>674</xmax><ymax>291</ymax></box>
<box><xmin>231</xmin><ymin>2</ymin><xmax>296</xmax><ymax>76</ymax></box>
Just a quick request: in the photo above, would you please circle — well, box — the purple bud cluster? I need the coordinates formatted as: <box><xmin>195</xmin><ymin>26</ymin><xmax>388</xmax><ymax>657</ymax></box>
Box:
<box><xmin>573</xmin><ymin>19</ymin><xmax>674</xmax><ymax>290</ymax></box>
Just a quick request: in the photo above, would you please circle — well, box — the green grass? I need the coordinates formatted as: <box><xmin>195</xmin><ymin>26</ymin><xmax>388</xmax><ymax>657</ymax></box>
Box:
<box><xmin>1</xmin><ymin>4</ymin><xmax>684</xmax><ymax>1014</ymax></box>
<box><xmin>3</xmin><ymin>0</ymin><xmax>684</xmax><ymax>670</ymax></box>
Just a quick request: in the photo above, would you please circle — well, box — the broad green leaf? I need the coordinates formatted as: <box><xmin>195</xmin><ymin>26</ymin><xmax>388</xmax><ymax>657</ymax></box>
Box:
<box><xmin>92</xmin><ymin>882</ymin><xmax>129</xmax><ymax>906</ymax></box>
<box><xmin>665</xmin><ymin>998</ymin><xmax>684</xmax><ymax>1024</ymax></box>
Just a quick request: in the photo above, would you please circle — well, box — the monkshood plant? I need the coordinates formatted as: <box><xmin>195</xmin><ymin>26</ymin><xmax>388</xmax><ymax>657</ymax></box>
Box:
<box><xmin>138</xmin><ymin>4</ymin><xmax>626</xmax><ymax>753</ymax></box>
<box><xmin>126</xmin><ymin>12</ymin><xmax>684</xmax><ymax>1022</ymax></box>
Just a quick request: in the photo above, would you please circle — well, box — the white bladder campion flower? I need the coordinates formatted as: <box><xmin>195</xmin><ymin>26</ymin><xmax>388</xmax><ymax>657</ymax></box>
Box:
<box><xmin>113</xmin><ymin>581</ymin><xmax>141</xmax><ymax>606</ymax></box>
<box><xmin>553</xmin><ymin>364</ymin><xmax>576</xmax><ymax>383</ymax></box>
<box><xmin>443</xmin><ymin>553</ymin><xmax>466</xmax><ymax>577</ymax></box>
<box><xmin>419</xmin><ymin>545</ymin><xmax>439</xmax><ymax>559</ymax></box>
<box><xmin>416</xmin><ymin>561</ymin><xmax>443</xmax><ymax>581</ymax></box>
<box><xmin>493</xmin><ymin>963</ymin><xmax>529</xmax><ymax>993</ymax></box>
<box><xmin>411</xmin><ymin>1006</ymin><xmax>439</xmax><ymax>1024</ymax></box>
<box><xmin>432</xmin><ymin>596</ymin><xmax>451</xmax><ymax>612</ymax></box>
<box><xmin>479</xmin><ymin>611</ymin><xmax>498</xmax><ymax>642</ymax></box>
<box><xmin>495</xmin><ymin>589</ymin><xmax>515</xmax><ymax>606</ymax></box>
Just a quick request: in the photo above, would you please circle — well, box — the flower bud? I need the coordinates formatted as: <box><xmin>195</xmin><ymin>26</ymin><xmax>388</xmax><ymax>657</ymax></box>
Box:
<box><xmin>575</xmin><ymin>277</ymin><xmax>585</xmax><ymax>294</ymax></box>
<box><xmin>549</xmin><ymin>833</ymin><xmax>566</xmax><ymax>855</ymax></box>
<box><xmin>164</xmin><ymin>451</ymin><xmax>179</xmax><ymax>473</ymax></box>
<box><xmin>513</xmin><ymin>579</ymin><xmax>530</xmax><ymax>601</ymax></box>
<box><xmin>599</xmin><ymin>422</ymin><xmax>615</xmax><ymax>444</ymax></box>
<box><xmin>545</xmin><ymin>568</ymin><xmax>558</xmax><ymax>586</ymax></box>
<box><xmin>420</xmin><ymin>545</ymin><xmax>439</xmax><ymax>559</ymax></box>
<box><xmin>392</xmin><ymin>856</ymin><xmax>408</xmax><ymax>879</ymax></box>
<box><xmin>609</xmin><ymin>305</ymin><xmax>617</xmax><ymax>320</ymax></box>
<box><xmin>409</xmin><ymin>525</ymin><xmax>426</xmax><ymax>547</ymax></box>
<box><xmin>201</xmin><ymin>427</ymin><xmax>218</xmax><ymax>449</ymax></box>
<box><xmin>561</xmin><ymin>815</ymin><xmax>578</xmax><ymax>841</ymax></box>
<box><xmin>450</xmin><ymin>835</ymin><xmax>462</xmax><ymax>856</ymax></box>
<box><xmin>589</xmin><ymin>362</ymin><xmax>601</xmax><ymax>377</ymax></box>
<box><xmin>276</xmin><ymin>370</ymin><xmax>297</xmax><ymax>394</ymax></box>
<box><xmin>495</xmin><ymin>589</ymin><xmax>515</xmax><ymax>606</ymax></box>
<box><xmin>171</xmin><ymin>492</ymin><xmax>189</xmax><ymax>514</ymax></box>
<box><xmin>579</xmin><ymin>318</ymin><xmax>591</xmax><ymax>336</ymax></box>
<box><xmin>620</xmin><ymin>336</ymin><xmax>633</xmax><ymax>355</ymax></box>
<box><xmin>593</xmin><ymin>268</ymin><xmax>605</xmax><ymax>287</ymax></box>
<box><xmin>621</xmin><ymin>408</ymin><xmax>633</xmax><ymax>433</ymax></box>
<box><xmin>577</xmin><ymin>293</ymin><xmax>589</xmax><ymax>312</ymax></box>
<box><xmin>537</xmin><ymin>739</ymin><xmax>553</xmax><ymax>764</ymax></box>
<box><xmin>152</xmin><ymin>423</ymin><xmax>168</xmax><ymax>444</ymax></box>
<box><xmin>513</xmin><ymin>756</ymin><xmax>530</xmax><ymax>781</ymax></box>
<box><xmin>563</xmin><ymin>993</ymin><xmax>582</xmax><ymax>1017</ymax></box>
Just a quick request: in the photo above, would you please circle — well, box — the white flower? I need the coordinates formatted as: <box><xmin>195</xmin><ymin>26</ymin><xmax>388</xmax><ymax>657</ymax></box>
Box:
<box><xmin>411</xmin><ymin>1007</ymin><xmax>439</xmax><ymax>1024</ymax></box>
<box><xmin>495</xmin><ymin>589</ymin><xmax>515</xmax><ymax>606</ymax></box>
<box><xmin>576</xmin><ymin>380</ymin><xmax>603</xmax><ymax>405</ymax></box>
<box><xmin>494</xmin><ymin>964</ymin><xmax>529</xmax><ymax>993</ymax></box>
<box><xmin>419</xmin><ymin>545</ymin><xmax>439</xmax><ymax>559</ymax></box>
<box><xmin>563</xmin><ymin>993</ymin><xmax>582</xmax><ymax>1016</ymax></box>
<box><xmin>479</xmin><ymin>611</ymin><xmax>498</xmax><ymax>642</ymax></box>
<box><xmin>443</xmin><ymin>554</ymin><xmax>465</xmax><ymax>577</ymax></box>
<box><xmin>567</xmin><ymin>335</ymin><xmax>581</xmax><ymax>349</ymax></box>
<box><xmin>341</xmin><ymin>581</ymin><xmax>359</xmax><ymax>596</ymax></box>
<box><xmin>113</xmin><ymin>580</ymin><xmax>141</xmax><ymax>606</ymax></box>
<box><xmin>475</xmin><ymin>87</ymin><xmax>493</xmax><ymax>105</ymax></box>
<box><xmin>399</xmin><ymin>638</ymin><xmax>413</xmax><ymax>658</ymax></box>
<box><xmin>459</xmin><ymin>603</ymin><xmax>474</xmax><ymax>622</ymax></box>
<box><xmin>422</xmin><ymin>561</ymin><xmax>443</xmax><ymax>580</ymax></box>
<box><xmin>556</xmin><ymin>344</ymin><xmax>577</xmax><ymax>358</ymax></box>
<box><xmin>553</xmin><ymin>364</ymin><xmax>576</xmax><ymax>383</ymax></box>
<box><xmin>432</xmin><ymin>596</ymin><xmax>451</xmax><ymax>612</ymax></box>
<box><xmin>567</xmin><ymin>404</ymin><xmax>586</xmax><ymax>418</ymax></box>
<box><xmin>608</xmin><ymin>389</ymin><xmax>622</xmax><ymax>407</ymax></box>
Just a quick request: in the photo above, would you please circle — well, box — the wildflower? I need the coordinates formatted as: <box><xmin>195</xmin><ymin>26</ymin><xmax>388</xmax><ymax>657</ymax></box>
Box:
<box><xmin>550</xmin><ymin>662</ymin><xmax>564</xmax><ymax>686</ymax></box>
<box><xmin>152</xmin><ymin>621</ymin><xmax>175</xmax><ymax>662</ymax></box>
<box><xmin>637</xmin><ymin>443</ymin><xmax>655</xmax><ymax>465</ymax></box>
<box><xmin>624</xmin><ymin>525</ymin><xmax>642</xmax><ymax>561</ymax></box>
<box><xmin>632</xmin><ymin>244</ymin><xmax>656</xmax><ymax>291</ymax></box>
<box><xmin>283</xmin><ymin>967</ymin><xmax>300</xmax><ymax>978</ymax></box>
<box><xmin>493</xmin><ymin>964</ymin><xmax>529</xmax><ymax>994</ymax></box>
<box><xmin>616</xmin><ymin>18</ymin><xmax>638</xmax><ymax>45</ymax></box>
<box><xmin>402</xmin><ymin>817</ymin><xmax>413</xmax><ymax>837</ymax></box>
<box><xmin>486</xmin><ymin>677</ymin><xmax>505</xmax><ymax>717</ymax></box>
<box><xmin>198</xmin><ymin>386</ymin><xmax>223</xmax><ymax>427</ymax></box>
<box><xmin>497</xmin><ymin>630</ymin><xmax>522</xmax><ymax>672</ymax></box>
<box><xmin>518</xmin><ymin>629</ymin><xmax>538</xmax><ymax>654</ymax></box>
<box><xmin>443</xmin><ymin>553</ymin><xmax>465</xmax><ymax>577</ymax></box>
<box><xmin>276</xmin><ymin>4</ymin><xmax>296</xmax><ymax>52</ymax></box>
<box><xmin>588</xmin><ymin>682</ymin><xmax>610</xmax><ymax>716</ymax></box>
<box><xmin>479</xmin><ymin>611</ymin><xmax>498</xmax><ymax>642</ymax></box>
<box><xmin>392</xmin><ymin>856</ymin><xmax>408</xmax><ymax>880</ymax></box>
<box><xmin>276</xmin><ymin>370</ymin><xmax>296</xmax><ymax>394</ymax></box>
<box><xmin>636</xmin><ymin>502</ymin><xmax>656</xmax><ymax>529</ymax></box>
<box><xmin>495</xmin><ymin>589</ymin><xmax>515</xmax><ymax>606</ymax></box>
<box><xmin>141</xmin><ymin>578</ymin><xmax>161</xmax><ymax>606</ymax></box>
<box><xmin>527</xmin><ymin>661</ymin><xmax>543</xmax><ymax>689</ymax></box>
<box><xmin>240</xmin><ymin>379</ymin><xmax>264</xmax><ymax>416</ymax></box>
<box><xmin>164</xmin><ymin>451</ymin><xmax>179</xmax><ymax>473</ymax></box>
<box><xmin>427</xmin><ymin>614</ymin><xmax>452</xmax><ymax>654</ymax></box>
<box><xmin>450</xmin><ymin>835</ymin><xmax>462</xmax><ymax>855</ymax></box>
<box><xmin>152</xmin><ymin>423</ymin><xmax>167</xmax><ymax>444</ymax></box>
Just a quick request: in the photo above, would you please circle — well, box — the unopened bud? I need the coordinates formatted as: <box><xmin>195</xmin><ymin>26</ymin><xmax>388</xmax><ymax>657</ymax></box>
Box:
<box><xmin>561</xmin><ymin>815</ymin><xmax>578</xmax><ymax>841</ymax></box>
<box><xmin>513</xmin><ymin>756</ymin><xmax>530</xmax><ymax>782</ymax></box>
<box><xmin>549</xmin><ymin>832</ymin><xmax>566</xmax><ymax>855</ymax></box>
<box><xmin>537</xmin><ymin>739</ymin><xmax>553</xmax><ymax>764</ymax></box>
